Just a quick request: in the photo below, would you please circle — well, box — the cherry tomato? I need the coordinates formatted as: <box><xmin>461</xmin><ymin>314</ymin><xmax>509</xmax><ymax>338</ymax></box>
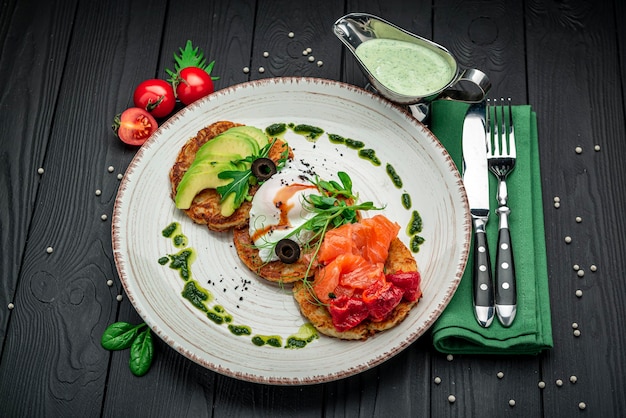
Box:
<box><xmin>133</xmin><ymin>79</ymin><xmax>176</xmax><ymax>118</ymax></box>
<box><xmin>112</xmin><ymin>107</ymin><xmax>158</xmax><ymax>146</ymax></box>
<box><xmin>176</xmin><ymin>67</ymin><xmax>214</xmax><ymax>105</ymax></box>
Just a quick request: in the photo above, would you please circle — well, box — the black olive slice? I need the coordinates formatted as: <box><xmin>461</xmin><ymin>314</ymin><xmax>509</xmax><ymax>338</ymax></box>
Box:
<box><xmin>251</xmin><ymin>157</ymin><xmax>277</xmax><ymax>181</ymax></box>
<box><xmin>275</xmin><ymin>239</ymin><xmax>301</xmax><ymax>264</ymax></box>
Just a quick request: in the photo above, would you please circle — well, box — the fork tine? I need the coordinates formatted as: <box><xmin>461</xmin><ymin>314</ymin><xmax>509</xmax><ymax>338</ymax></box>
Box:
<box><xmin>492</xmin><ymin>100</ymin><xmax>500</xmax><ymax>156</ymax></box>
<box><xmin>506</xmin><ymin>97</ymin><xmax>516</xmax><ymax>158</ymax></box>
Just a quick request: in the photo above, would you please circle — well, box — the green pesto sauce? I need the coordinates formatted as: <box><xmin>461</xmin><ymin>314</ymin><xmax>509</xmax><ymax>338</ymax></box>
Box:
<box><xmin>358</xmin><ymin>149</ymin><xmax>381</xmax><ymax>166</ymax></box>
<box><xmin>407</xmin><ymin>210</ymin><xmax>423</xmax><ymax>235</ymax></box>
<box><xmin>167</xmin><ymin>248</ymin><xmax>195</xmax><ymax>281</ymax></box>
<box><xmin>251</xmin><ymin>335</ymin><xmax>283</xmax><ymax>348</ymax></box>
<box><xmin>345</xmin><ymin>138</ymin><xmax>365</xmax><ymax>149</ymax></box>
<box><xmin>228</xmin><ymin>324</ymin><xmax>252</xmax><ymax>336</ymax></box>
<box><xmin>293</xmin><ymin>124</ymin><xmax>324</xmax><ymax>141</ymax></box>
<box><xmin>173</xmin><ymin>234</ymin><xmax>187</xmax><ymax>248</ymax></box>
<box><xmin>162</xmin><ymin>222</ymin><xmax>188</xmax><ymax>248</ymax></box>
<box><xmin>327</xmin><ymin>133</ymin><xmax>364</xmax><ymax>149</ymax></box>
<box><xmin>386</xmin><ymin>163</ymin><xmax>402</xmax><ymax>188</ymax></box>
<box><xmin>158</xmin><ymin>256</ymin><xmax>169</xmax><ymax>265</ymax></box>
<box><xmin>266</xmin><ymin>123</ymin><xmax>287</xmax><ymax>137</ymax></box>
<box><xmin>328</xmin><ymin>133</ymin><xmax>345</xmax><ymax>144</ymax></box>
<box><xmin>401</xmin><ymin>193</ymin><xmax>412</xmax><ymax>210</ymax></box>
<box><xmin>207</xmin><ymin>305</ymin><xmax>233</xmax><ymax>325</ymax></box>
<box><xmin>410</xmin><ymin>235</ymin><xmax>425</xmax><ymax>253</ymax></box>
<box><xmin>181</xmin><ymin>280</ymin><xmax>212</xmax><ymax>312</ymax></box>
<box><xmin>285</xmin><ymin>323</ymin><xmax>318</xmax><ymax>349</ymax></box>
<box><xmin>162</xmin><ymin>222</ymin><xmax>179</xmax><ymax>238</ymax></box>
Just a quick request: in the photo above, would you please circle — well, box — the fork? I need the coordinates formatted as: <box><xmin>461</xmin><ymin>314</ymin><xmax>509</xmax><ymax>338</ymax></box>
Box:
<box><xmin>486</xmin><ymin>98</ymin><xmax>517</xmax><ymax>327</ymax></box>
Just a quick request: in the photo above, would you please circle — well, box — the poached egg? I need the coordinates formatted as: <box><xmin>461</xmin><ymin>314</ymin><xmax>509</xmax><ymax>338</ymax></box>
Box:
<box><xmin>248</xmin><ymin>164</ymin><xmax>319</xmax><ymax>262</ymax></box>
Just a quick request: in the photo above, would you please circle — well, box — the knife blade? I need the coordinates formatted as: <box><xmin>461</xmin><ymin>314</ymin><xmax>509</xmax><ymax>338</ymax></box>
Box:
<box><xmin>462</xmin><ymin>101</ymin><xmax>495</xmax><ymax>328</ymax></box>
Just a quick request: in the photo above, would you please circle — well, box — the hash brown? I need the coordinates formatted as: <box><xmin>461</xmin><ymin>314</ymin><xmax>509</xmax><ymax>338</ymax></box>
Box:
<box><xmin>169</xmin><ymin>121</ymin><xmax>292</xmax><ymax>231</ymax></box>
<box><xmin>233</xmin><ymin>227</ymin><xmax>319</xmax><ymax>283</ymax></box>
<box><xmin>292</xmin><ymin>237</ymin><xmax>420</xmax><ymax>340</ymax></box>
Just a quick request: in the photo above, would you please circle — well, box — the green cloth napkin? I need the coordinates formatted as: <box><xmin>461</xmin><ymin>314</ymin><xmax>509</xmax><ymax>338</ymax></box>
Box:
<box><xmin>428</xmin><ymin>100</ymin><xmax>553</xmax><ymax>355</ymax></box>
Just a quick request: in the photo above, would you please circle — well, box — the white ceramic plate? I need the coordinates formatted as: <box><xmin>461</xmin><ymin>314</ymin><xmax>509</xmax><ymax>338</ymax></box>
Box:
<box><xmin>112</xmin><ymin>77</ymin><xmax>470</xmax><ymax>385</ymax></box>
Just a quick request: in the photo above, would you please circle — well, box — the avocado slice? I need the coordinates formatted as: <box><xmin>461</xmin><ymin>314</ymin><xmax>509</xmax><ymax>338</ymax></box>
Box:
<box><xmin>175</xmin><ymin>125</ymin><xmax>270</xmax><ymax>214</ymax></box>
<box><xmin>225</xmin><ymin>126</ymin><xmax>269</xmax><ymax>149</ymax></box>
<box><xmin>219</xmin><ymin>191</ymin><xmax>238</xmax><ymax>217</ymax></box>
<box><xmin>175</xmin><ymin>160</ymin><xmax>240</xmax><ymax>209</ymax></box>
<box><xmin>195</xmin><ymin>131</ymin><xmax>259</xmax><ymax>161</ymax></box>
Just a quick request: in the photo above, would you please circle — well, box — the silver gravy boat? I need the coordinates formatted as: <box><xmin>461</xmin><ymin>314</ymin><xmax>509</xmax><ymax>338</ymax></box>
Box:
<box><xmin>333</xmin><ymin>13</ymin><xmax>491</xmax><ymax>121</ymax></box>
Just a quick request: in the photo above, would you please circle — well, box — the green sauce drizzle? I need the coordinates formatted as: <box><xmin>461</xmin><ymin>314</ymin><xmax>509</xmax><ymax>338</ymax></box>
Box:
<box><xmin>207</xmin><ymin>306</ymin><xmax>233</xmax><ymax>325</ymax></box>
<box><xmin>181</xmin><ymin>280</ymin><xmax>212</xmax><ymax>312</ymax></box>
<box><xmin>251</xmin><ymin>335</ymin><xmax>283</xmax><ymax>347</ymax></box>
<box><xmin>162</xmin><ymin>222</ymin><xmax>188</xmax><ymax>248</ymax></box>
<box><xmin>266</xmin><ymin>123</ymin><xmax>287</xmax><ymax>137</ymax></box>
<box><xmin>328</xmin><ymin>133</ymin><xmax>364</xmax><ymax>149</ymax></box>
<box><xmin>406</xmin><ymin>210</ymin><xmax>425</xmax><ymax>253</ymax></box>
<box><xmin>386</xmin><ymin>163</ymin><xmax>402</xmax><ymax>188</ymax></box>
<box><xmin>407</xmin><ymin>210</ymin><xmax>423</xmax><ymax>235</ymax></box>
<box><xmin>328</xmin><ymin>133</ymin><xmax>345</xmax><ymax>144</ymax></box>
<box><xmin>401</xmin><ymin>193</ymin><xmax>412</xmax><ymax>209</ymax></box>
<box><xmin>345</xmin><ymin>138</ymin><xmax>365</xmax><ymax>149</ymax></box>
<box><xmin>358</xmin><ymin>149</ymin><xmax>381</xmax><ymax>166</ymax></box>
<box><xmin>293</xmin><ymin>124</ymin><xmax>324</xmax><ymax>140</ymax></box>
<box><xmin>158</xmin><ymin>256</ymin><xmax>169</xmax><ymax>265</ymax></box>
<box><xmin>167</xmin><ymin>249</ymin><xmax>195</xmax><ymax>281</ymax></box>
<box><xmin>162</xmin><ymin>222</ymin><xmax>178</xmax><ymax>238</ymax></box>
<box><xmin>228</xmin><ymin>324</ymin><xmax>252</xmax><ymax>336</ymax></box>
<box><xmin>410</xmin><ymin>235</ymin><xmax>425</xmax><ymax>253</ymax></box>
<box><xmin>173</xmin><ymin>234</ymin><xmax>187</xmax><ymax>247</ymax></box>
<box><xmin>285</xmin><ymin>323</ymin><xmax>318</xmax><ymax>349</ymax></box>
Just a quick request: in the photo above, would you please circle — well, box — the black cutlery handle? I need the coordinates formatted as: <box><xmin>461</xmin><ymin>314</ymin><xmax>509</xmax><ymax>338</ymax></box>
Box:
<box><xmin>472</xmin><ymin>217</ymin><xmax>494</xmax><ymax>327</ymax></box>
<box><xmin>495</xmin><ymin>206</ymin><xmax>517</xmax><ymax>326</ymax></box>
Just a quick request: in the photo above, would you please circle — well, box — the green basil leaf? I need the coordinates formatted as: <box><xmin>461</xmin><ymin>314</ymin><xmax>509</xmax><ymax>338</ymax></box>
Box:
<box><xmin>101</xmin><ymin>322</ymin><xmax>144</xmax><ymax>351</ymax></box>
<box><xmin>129</xmin><ymin>328</ymin><xmax>154</xmax><ymax>377</ymax></box>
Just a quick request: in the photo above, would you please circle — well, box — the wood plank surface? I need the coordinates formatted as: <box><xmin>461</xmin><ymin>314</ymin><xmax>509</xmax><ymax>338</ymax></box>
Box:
<box><xmin>0</xmin><ymin>0</ymin><xmax>78</xmax><ymax>348</ymax></box>
<box><xmin>526</xmin><ymin>0</ymin><xmax>626</xmax><ymax>415</ymax></box>
<box><xmin>0</xmin><ymin>0</ymin><xmax>168</xmax><ymax>415</ymax></box>
<box><xmin>0</xmin><ymin>0</ymin><xmax>625</xmax><ymax>416</ymax></box>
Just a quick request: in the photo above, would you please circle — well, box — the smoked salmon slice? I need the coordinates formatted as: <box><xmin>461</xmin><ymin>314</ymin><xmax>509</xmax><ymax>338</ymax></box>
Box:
<box><xmin>317</xmin><ymin>215</ymin><xmax>400</xmax><ymax>263</ymax></box>
<box><xmin>313</xmin><ymin>215</ymin><xmax>401</xmax><ymax>306</ymax></box>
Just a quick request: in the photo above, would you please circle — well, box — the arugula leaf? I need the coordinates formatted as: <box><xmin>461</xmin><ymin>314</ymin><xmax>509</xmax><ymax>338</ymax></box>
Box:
<box><xmin>216</xmin><ymin>169</ymin><xmax>252</xmax><ymax>208</ymax></box>
<box><xmin>215</xmin><ymin>138</ymin><xmax>284</xmax><ymax>207</ymax></box>
<box><xmin>101</xmin><ymin>322</ymin><xmax>145</xmax><ymax>351</ymax></box>
<box><xmin>129</xmin><ymin>327</ymin><xmax>154</xmax><ymax>377</ymax></box>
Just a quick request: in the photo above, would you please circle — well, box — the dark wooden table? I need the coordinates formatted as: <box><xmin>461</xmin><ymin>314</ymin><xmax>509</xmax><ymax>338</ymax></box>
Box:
<box><xmin>2</xmin><ymin>0</ymin><xmax>625</xmax><ymax>416</ymax></box>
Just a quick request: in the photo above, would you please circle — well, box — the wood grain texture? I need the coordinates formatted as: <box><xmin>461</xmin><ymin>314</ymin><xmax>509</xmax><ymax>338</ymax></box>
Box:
<box><xmin>249</xmin><ymin>0</ymin><xmax>344</xmax><ymax>80</ymax></box>
<box><xmin>434</xmin><ymin>0</ymin><xmax>527</xmax><ymax>101</ymax></box>
<box><xmin>526</xmin><ymin>0</ymin><xmax>626</xmax><ymax>416</ymax></box>
<box><xmin>0</xmin><ymin>0</ymin><xmax>168</xmax><ymax>415</ymax></box>
<box><xmin>0</xmin><ymin>0</ymin><xmax>78</xmax><ymax>349</ymax></box>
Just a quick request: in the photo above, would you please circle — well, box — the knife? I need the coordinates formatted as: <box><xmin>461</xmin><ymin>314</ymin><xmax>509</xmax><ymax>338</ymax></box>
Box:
<box><xmin>462</xmin><ymin>101</ymin><xmax>495</xmax><ymax>328</ymax></box>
